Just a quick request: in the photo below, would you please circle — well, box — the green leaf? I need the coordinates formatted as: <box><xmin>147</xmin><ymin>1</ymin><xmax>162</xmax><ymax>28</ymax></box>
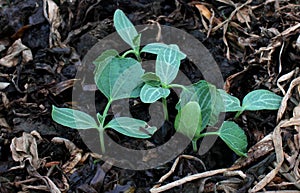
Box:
<box><xmin>133</xmin><ymin>34</ymin><xmax>141</xmax><ymax>52</ymax></box>
<box><xmin>176</xmin><ymin>81</ymin><xmax>221</xmax><ymax>128</ymax></box>
<box><xmin>217</xmin><ymin>121</ymin><xmax>247</xmax><ymax>157</ymax></box>
<box><xmin>141</xmin><ymin>43</ymin><xmax>186</xmax><ymax>60</ymax></box>
<box><xmin>141</xmin><ymin>72</ymin><xmax>161</xmax><ymax>87</ymax></box>
<box><xmin>140</xmin><ymin>84</ymin><xmax>170</xmax><ymax>103</ymax></box>
<box><xmin>94</xmin><ymin>57</ymin><xmax>144</xmax><ymax>100</ymax></box>
<box><xmin>156</xmin><ymin>45</ymin><xmax>181</xmax><ymax>85</ymax></box>
<box><xmin>93</xmin><ymin>49</ymin><xmax>119</xmax><ymax>74</ymax></box>
<box><xmin>105</xmin><ymin>117</ymin><xmax>157</xmax><ymax>138</ymax></box>
<box><xmin>209</xmin><ymin>89</ymin><xmax>224</xmax><ymax>126</ymax></box>
<box><xmin>114</xmin><ymin>9</ymin><xmax>138</xmax><ymax>49</ymax></box>
<box><xmin>52</xmin><ymin>106</ymin><xmax>98</xmax><ymax>129</ymax></box>
<box><xmin>218</xmin><ymin>89</ymin><xmax>242</xmax><ymax>112</ymax></box>
<box><xmin>93</xmin><ymin>49</ymin><xmax>119</xmax><ymax>66</ymax></box>
<box><xmin>241</xmin><ymin>89</ymin><xmax>282</xmax><ymax>111</ymax></box>
<box><xmin>130</xmin><ymin>83</ymin><xmax>144</xmax><ymax>98</ymax></box>
<box><xmin>174</xmin><ymin>101</ymin><xmax>202</xmax><ymax>139</ymax></box>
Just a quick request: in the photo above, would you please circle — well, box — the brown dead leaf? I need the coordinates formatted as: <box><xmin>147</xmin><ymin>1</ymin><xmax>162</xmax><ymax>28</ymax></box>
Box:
<box><xmin>10</xmin><ymin>132</ymin><xmax>41</xmax><ymax>170</ymax></box>
<box><xmin>51</xmin><ymin>137</ymin><xmax>83</xmax><ymax>173</ymax></box>
<box><xmin>224</xmin><ymin>67</ymin><xmax>250</xmax><ymax>92</ymax></box>
<box><xmin>43</xmin><ymin>0</ymin><xmax>64</xmax><ymax>48</ymax></box>
<box><xmin>195</xmin><ymin>4</ymin><xmax>212</xmax><ymax>21</ymax></box>
<box><xmin>49</xmin><ymin>79</ymin><xmax>79</xmax><ymax>96</ymax></box>
<box><xmin>0</xmin><ymin>39</ymin><xmax>32</xmax><ymax>67</ymax></box>
<box><xmin>277</xmin><ymin>68</ymin><xmax>298</xmax><ymax>95</ymax></box>
<box><xmin>250</xmin><ymin>120</ymin><xmax>285</xmax><ymax>192</ymax></box>
<box><xmin>0</xmin><ymin>91</ymin><xmax>10</xmax><ymax>108</ymax></box>
<box><xmin>0</xmin><ymin>117</ymin><xmax>10</xmax><ymax>129</ymax></box>
<box><xmin>236</xmin><ymin>7</ymin><xmax>251</xmax><ymax>24</ymax></box>
<box><xmin>277</xmin><ymin>76</ymin><xmax>300</xmax><ymax>122</ymax></box>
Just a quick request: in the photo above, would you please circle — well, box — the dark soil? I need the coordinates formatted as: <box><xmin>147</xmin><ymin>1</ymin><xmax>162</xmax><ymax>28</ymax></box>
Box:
<box><xmin>0</xmin><ymin>0</ymin><xmax>299</xmax><ymax>192</ymax></box>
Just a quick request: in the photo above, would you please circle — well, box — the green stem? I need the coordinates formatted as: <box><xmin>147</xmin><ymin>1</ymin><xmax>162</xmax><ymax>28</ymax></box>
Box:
<box><xmin>98</xmin><ymin>128</ymin><xmax>105</xmax><ymax>153</ymax></box>
<box><xmin>97</xmin><ymin>99</ymin><xmax>113</xmax><ymax>154</ymax></box>
<box><xmin>234</xmin><ymin>110</ymin><xmax>243</xmax><ymax>119</ymax></box>
<box><xmin>121</xmin><ymin>49</ymin><xmax>136</xmax><ymax>58</ymax></box>
<box><xmin>198</xmin><ymin>131</ymin><xmax>219</xmax><ymax>138</ymax></box>
<box><xmin>121</xmin><ymin>49</ymin><xmax>141</xmax><ymax>62</ymax></box>
<box><xmin>192</xmin><ymin>140</ymin><xmax>198</xmax><ymax>152</ymax></box>
<box><xmin>169</xmin><ymin>83</ymin><xmax>187</xmax><ymax>90</ymax></box>
<box><xmin>162</xmin><ymin>97</ymin><xmax>169</xmax><ymax>121</ymax></box>
<box><xmin>101</xmin><ymin>99</ymin><xmax>113</xmax><ymax>126</ymax></box>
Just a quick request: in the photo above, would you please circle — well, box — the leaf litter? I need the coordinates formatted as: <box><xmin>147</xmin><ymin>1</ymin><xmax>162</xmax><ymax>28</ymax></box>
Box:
<box><xmin>0</xmin><ymin>0</ymin><xmax>299</xmax><ymax>192</ymax></box>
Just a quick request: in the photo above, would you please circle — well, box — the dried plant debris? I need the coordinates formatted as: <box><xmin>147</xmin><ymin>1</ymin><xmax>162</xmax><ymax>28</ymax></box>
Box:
<box><xmin>0</xmin><ymin>39</ymin><xmax>32</xmax><ymax>67</ymax></box>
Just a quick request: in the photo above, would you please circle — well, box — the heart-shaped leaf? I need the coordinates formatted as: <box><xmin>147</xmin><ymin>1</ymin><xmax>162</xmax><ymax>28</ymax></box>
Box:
<box><xmin>140</xmin><ymin>84</ymin><xmax>170</xmax><ymax>103</ymax></box>
<box><xmin>217</xmin><ymin>121</ymin><xmax>247</xmax><ymax>157</ymax></box>
<box><xmin>94</xmin><ymin>57</ymin><xmax>144</xmax><ymax>101</ymax></box>
<box><xmin>218</xmin><ymin>89</ymin><xmax>242</xmax><ymax>112</ymax></box>
<box><xmin>175</xmin><ymin>101</ymin><xmax>202</xmax><ymax>139</ymax></box>
<box><xmin>114</xmin><ymin>9</ymin><xmax>138</xmax><ymax>49</ymax></box>
<box><xmin>242</xmin><ymin>89</ymin><xmax>282</xmax><ymax>111</ymax></box>
<box><xmin>105</xmin><ymin>117</ymin><xmax>157</xmax><ymax>138</ymax></box>
<box><xmin>52</xmin><ymin>106</ymin><xmax>98</xmax><ymax>129</ymax></box>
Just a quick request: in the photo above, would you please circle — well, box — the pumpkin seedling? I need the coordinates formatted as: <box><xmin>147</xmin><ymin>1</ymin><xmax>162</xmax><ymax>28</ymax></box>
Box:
<box><xmin>52</xmin><ymin>9</ymin><xmax>283</xmax><ymax>157</ymax></box>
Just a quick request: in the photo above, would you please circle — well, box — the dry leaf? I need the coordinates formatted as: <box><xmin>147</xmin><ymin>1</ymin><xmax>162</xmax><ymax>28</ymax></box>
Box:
<box><xmin>296</xmin><ymin>34</ymin><xmax>300</xmax><ymax>51</ymax></box>
<box><xmin>0</xmin><ymin>39</ymin><xmax>32</xmax><ymax>67</ymax></box>
<box><xmin>51</xmin><ymin>137</ymin><xmax>83</xmax><ymax>173</ymax></box>
<box><xmin>277</xmin><ymin>69</ymin><xmax>297</xmax><ymax>95</ymax></box>
<box><xmin>0</xmin><ymin>82</ymin><xmax>10</xmax><ymax>90</ymax></box>
<box><xmin>277</xmin><ymin>76</ymin><xmax>300</xmax><ymax>122</ymax></box>
<box><xmin>236</xmin><ymin>7</ymin><xmax>251</xmax><ymax>23</ymax></box>
<box><xmin>43</xmin><ymin>0</ymin><xmax>64</xmax><ymax>47</ymax></box>
<box><xmin>0</xmin><ymin>117</ymin><xmax>10</xmax><ymax>129</ymax></box>
<box><xmin>49</xmin><ymin>79</ymin><xmax>78</xmax><ymax>96</ymax></box>
<box><xmin>195</xmin><ymin>4</ymin><xmax>212</xmax><ymax>21</ymax></box>
<box><xmin>10</xmin><ymin>132</ymin><xmax>41</xmax><ymax>170</ymax></box>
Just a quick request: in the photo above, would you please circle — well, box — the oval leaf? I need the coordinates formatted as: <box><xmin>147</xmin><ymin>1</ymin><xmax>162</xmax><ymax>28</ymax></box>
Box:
<box><xmin>114</xmin><ymin>9</ymin><xmax>138</xmax><ymax>49</ymax></box>
<box><xmin>141</xmin><ymin>43</ymin><xmax>186</xmax><ymax>60</ymax></box>
<box><xmin>156</xmin><ymin>45</ymin><xmax>181</xmax><ymax>85</ymax></box>
<box><xmin>242</xmin><ymin>89</ymin><xmax>282</xmax><ymax>111</ymax></box>
<box><xmin>105</xmin><ymin>117</ymin><xmax>157</xmax><ymax>138</ymax></box>
<box><xmin>217</xmin><ymin>121</ymin><xmax>247</xmax><ymax>157</ymax></box>
<box><xmin>218</xmin><ymin>89</ymin><xmax>242</xmax><ymax>112</ymax></box>
<box><xmin>176</xmin><ymin>81</ymin><xmax>221</xmax><ymax>129</ymax></box>
<box><xmin>52</xmin><ymin>106</ymin><xmax>98</xmax><ymax>129</ymax></box>
<box><xmin>140</xmin><ymin>84</ymin><xmax>170</xmax><ymax>103</ymax></box>
<box><xmin>94</xmin><ymin>57</ymin><xmax>144</xmax><ymax>100</ymax></box>
<box><xmin>141</xmin><ymin>72</ymin><xmax>161</xmax><ymax>87</ymax></box>
<box><xmin>175</xmin><ymin>101</ymin><xmax>202</xmax><ymax>139</ymax></box>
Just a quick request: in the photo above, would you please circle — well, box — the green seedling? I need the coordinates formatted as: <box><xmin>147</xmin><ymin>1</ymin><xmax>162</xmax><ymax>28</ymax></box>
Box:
<box><xmin>52</xmin><ymin>9</ymin><xmax>283</xmax><ymax>157</ymax></box>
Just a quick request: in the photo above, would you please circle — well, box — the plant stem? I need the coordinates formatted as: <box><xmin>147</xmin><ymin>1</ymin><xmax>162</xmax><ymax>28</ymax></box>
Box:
<box><xmin>192</xmin><ymin>140</ymin><xmax>198</xmax><ymax>152</ymax></box>
<box><xmin>101</xmin><ymin>99</ymin><xmax>113</xmax><ymax>126</ymax></box>
<box><xmin>234</xmin><ymin>110</ymin><xmax>243</xmax><ymax>118</ymax></box>
<box><xmin>121</xmin><ymin>49</ymin><xmax>136</xmax><ymax>58</ymax></box>
<box><xmin>121</xmin><ymin>49</ymin><xmax>141</xmax><ymax>62</ymax></box>
<box><xmin>162</xmin><ymin>97</ymin><xmax>169</xmax><ymax>121</ymax></box>
<box><xmin>198</xmin><ymin>131</ymin><xmax>219</xmax><ymax>138</ymax></box>
<box><xmin>169</xmin><ymin>83</ymin><xmax>187</xmax><ymax>90</ymax></box>
<box><xmin>97</xmin><ymin>99</ymin><xmax>113</xmax><ymax>154</ymax></box>
<box><xmin>98</xmin><ymin>128</ymin><xmax>105</xmax><ymax>153</ymax></box>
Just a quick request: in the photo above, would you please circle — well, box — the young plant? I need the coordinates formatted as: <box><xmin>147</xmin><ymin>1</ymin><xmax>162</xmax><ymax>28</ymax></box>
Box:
<box><xmin>52</xmin><ymin>10</ymin><xmax>159</xmax><ymax>153</ymax></box>
<box><xmin>52</xmin><ymin>9</ymin><xmax>283</xmax><ymax>157</ymax></box>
